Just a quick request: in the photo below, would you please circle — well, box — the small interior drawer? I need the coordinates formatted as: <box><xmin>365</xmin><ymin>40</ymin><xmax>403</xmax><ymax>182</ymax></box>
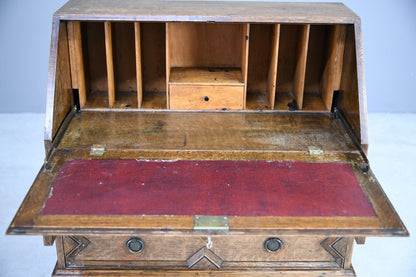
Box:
<box><xmin>169</xmin><ymin>84</ymin><xmax>244</xmax><ymax>110</ymax></box>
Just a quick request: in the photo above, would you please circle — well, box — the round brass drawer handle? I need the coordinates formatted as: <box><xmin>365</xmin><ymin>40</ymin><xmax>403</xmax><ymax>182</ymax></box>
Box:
<box><xmin>264</xmin><ymin>237</ymin><xmax>283</xmax><ymax>253</ymax></box>
<box><xmin>126</xmin><ymin>237</ymin><xmax>144</xmax><ymax>254</ymax></box>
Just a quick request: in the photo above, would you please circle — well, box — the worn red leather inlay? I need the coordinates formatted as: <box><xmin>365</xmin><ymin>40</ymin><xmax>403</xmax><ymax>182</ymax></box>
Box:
<box><xmin>40</xmin><ymin>160</ymin><xmax>376</xmax><ymax>217</ymax></box>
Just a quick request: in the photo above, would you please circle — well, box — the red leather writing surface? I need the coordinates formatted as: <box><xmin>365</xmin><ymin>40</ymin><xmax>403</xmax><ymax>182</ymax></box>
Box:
<box><xmin>41</xmin><ymin>160</ymin><xmax>376</xmax><ymax>217</ymax></box>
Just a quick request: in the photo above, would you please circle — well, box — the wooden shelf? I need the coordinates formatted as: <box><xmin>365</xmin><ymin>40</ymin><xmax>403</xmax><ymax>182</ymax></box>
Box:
<box><xmin>83</xmin><ymin>91</ymin><xmax>109</xmax><ymax>109</ymax></box>
<box><xmin>169</xmin><ymin>67</ymin><xmax>243</xmax><ymax>86</ymax></box>
<box><xmin>141</xmin><ymin>91</ymin><xmax>166</xmax><ymax>109</ymax></box>
<box><xmin>274</xmin><ymin>92</ymin><xmax>296</xmax><ymax>111</ymax></box>
<box><xmin>302</xmin><ymin>93</ymin><xmax>330</xmax><ymax>111</ymax></box>
<box><xmin>273</xmin><ymin>92</ymin><xmax>328</xmax><ymax>112</ymax></box>
<box><xmin>246</xmin><ymin>91</ymin><xmax>272</xmax><ymax>110</ymax></box>
<box><xmin>113</xmin><ymin>91</ymin><xmax>138</xmax><ymax>109</ymax></box>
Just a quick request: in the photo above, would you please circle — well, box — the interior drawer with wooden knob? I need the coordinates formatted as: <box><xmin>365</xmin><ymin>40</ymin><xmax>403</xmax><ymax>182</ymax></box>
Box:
<box><xmin>169</xmin><ymin>84</ymin><xmax>244</xmax><ymax>110</ymax></box>
<box><xmin>168</xmin><ymin>67</ymin><xmax>245</xmax><ymax>110</ymax></box>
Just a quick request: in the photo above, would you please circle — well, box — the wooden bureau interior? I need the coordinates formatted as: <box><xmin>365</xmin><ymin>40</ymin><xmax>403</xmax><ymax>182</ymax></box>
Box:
<box><xmin>8</xmin><ymin>1</ymin><xmax>407</xmax><ymax>276</ymax></box>
<box><xmin>67</xmin><ymin>21</ymin><xmax>349</xmax><ymax>112</ymax></box>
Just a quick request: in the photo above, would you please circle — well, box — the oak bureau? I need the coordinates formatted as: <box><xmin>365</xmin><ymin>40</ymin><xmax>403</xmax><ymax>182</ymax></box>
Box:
<box><xmin>8</xmin><ymin>1</ymin><xmax>408</xmax><ymax>276</ymax></box>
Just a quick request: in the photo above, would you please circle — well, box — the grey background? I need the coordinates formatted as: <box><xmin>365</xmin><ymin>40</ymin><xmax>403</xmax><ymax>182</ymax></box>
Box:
<box><xmin>0</xmin><ymin>0</ymin><xmax>415</xmax><ymax>113</ymax></box>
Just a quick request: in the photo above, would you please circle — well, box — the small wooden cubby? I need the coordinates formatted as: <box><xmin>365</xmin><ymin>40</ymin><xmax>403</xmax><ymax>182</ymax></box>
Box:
<box><xmin>67</xmin><ymin>20</ymin><xmax>348</xmax><ymax>112</ymax></box>
<box><xmin>167</xmin><ymin>22</ymin><xmax>249</xmax><ymax>110</ymax></box>
<box><xmin>68</xmin><ymin>21</ymin><xmax>167</xmax><ymax>109</ymax></box>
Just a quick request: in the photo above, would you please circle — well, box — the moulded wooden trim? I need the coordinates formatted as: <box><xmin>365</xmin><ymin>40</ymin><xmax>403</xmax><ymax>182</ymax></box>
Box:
<box><xmin>22</xmin><ymin>215</ymin><xmax>381</xmax><ymax>235</ymax></box>
<box><xmin>229</xmin><ymin>217</ymin><xmax>380</xmax><ymax>233</ymax></box>
<box><xmin>54</xmin><ymin>1</ymin><xmax>360</xmax><ymax>24</ymax></box>
<box><xmin>52</xmin><ymin>268</ymin><xmax>356</xmax><ymax>276</ymax></box>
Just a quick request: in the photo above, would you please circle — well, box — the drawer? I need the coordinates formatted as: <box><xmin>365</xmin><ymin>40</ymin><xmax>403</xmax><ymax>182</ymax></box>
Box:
<box><xmin>169</xmin><ymin>84</ymin><xmax>244</xmax><ymax>110</ymax></box>
<box><xmin>58</xmin><ymin>234</ymin><xmax>353</xmax><ymax>271</ymax></box>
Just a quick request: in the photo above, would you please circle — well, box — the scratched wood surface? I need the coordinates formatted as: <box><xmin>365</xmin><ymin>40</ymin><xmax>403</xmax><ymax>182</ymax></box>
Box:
<box><xmin>54</xmin><ymin>0</ymin><xmax>359</xmax><ymax>24</ymax></box>
<box><xmin>60</xmin><ymin>234</ymin><xmax>342</xmax><ymax>267</ymax></box>
<box><xmin>57</xmin><ymin>112</ymin><xmax>356</xmax><ymax>152</ymax></box>
<box><xmin>169</xmin><ymin>85</ymin><xmax>244</xmax><ymax>110</ymax></box>
<box><xmin>7</xmin><ymin>113</ymin><xmax>408</xmax><ymax>236</ymax></box>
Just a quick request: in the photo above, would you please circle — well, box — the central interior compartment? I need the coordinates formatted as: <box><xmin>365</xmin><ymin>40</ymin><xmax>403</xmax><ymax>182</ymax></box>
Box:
<box><xmin>167</xmin><ymin>22</ymin><xmax>248</xmax><ymax>110</ymax></box>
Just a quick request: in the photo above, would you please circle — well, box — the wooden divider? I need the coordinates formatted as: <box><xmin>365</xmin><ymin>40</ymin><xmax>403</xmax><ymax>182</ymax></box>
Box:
<box><xmin>134</xmin><ymin>22</ymin><xmax>143</xmax><ymax>108</ymax></box>
<box><xmin>67</xmin><ymin>21</ymin><xmax>86</xmax><ymax>107</ymax></box>
<box><xmin>68</xmin><ymin>21</ymin><xmax>346</xmax><ymax>112</ymax></box>
<box><xmin>242</xmin><ymin>24</ymin><xmax>250</xmax><ymax>109</ymax></box>
<box><xmin>267</xmin><ymin>24</ymin><xmax>280</xmax><ymax>110</ymax></box>
<box><xmin>333</xmin><ymin>25</ymin><xmax>347</xmax><ymax>92</ymax></box>
<box><xmin>293</xmin><ymin>24</ymin><xmax>310</xmax><ymax>109</ymax></box>
<box><xmin>104</xmin><ymin>22</ymin><xmax>115</xmax><ymax>108</ymax></box>
<box><xmin>165</xmin><ymin>23</ymin><xmax>171</xmax><ymax>109</ymax></box>
<box><xmin>320</xmin><ymin>25</ymin><xmax>347</xmax><ymax>110</ymax></box>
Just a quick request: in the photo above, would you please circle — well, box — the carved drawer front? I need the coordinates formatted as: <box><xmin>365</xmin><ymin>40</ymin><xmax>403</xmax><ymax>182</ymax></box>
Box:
<box><xmin>169</xmin><ymin>85</ymin><xmax>244</xmax><ymax>110</ymax></box>
<box><xmin>60</xmin><ymin>234</ymin><xmax>353</xmax><ymax>270</ymax></box>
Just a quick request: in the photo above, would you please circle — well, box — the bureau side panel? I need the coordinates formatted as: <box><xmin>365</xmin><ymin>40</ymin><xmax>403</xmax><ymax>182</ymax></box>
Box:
<box><xmin>44</xmin><ymin>18</ymin><xmax>73</xmax><ymax>152</ymax></box>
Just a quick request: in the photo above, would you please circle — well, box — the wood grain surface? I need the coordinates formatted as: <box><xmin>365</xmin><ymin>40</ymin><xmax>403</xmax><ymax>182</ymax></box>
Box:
<box><xmin>56</xmin><ymin>112</ymin><xmax>357</xmax><ymax>152</ymax></box>
<box><xmin>54</xmin><ymin>1</ymin><xmax>359</xmax><ymax>23</ymax></box>
<box><xmin>6</xmin><ymin>112</ymin><xmax>408</xmax><ymax>236</ymax></box>
<box><xmin>169</xmin><ymin>85</ymin><xmax>244</xmax><ymax>110</ymax></box>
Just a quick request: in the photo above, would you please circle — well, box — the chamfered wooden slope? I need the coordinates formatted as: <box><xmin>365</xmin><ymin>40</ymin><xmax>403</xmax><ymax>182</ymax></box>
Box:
<box><xmin>54</xmin><ymin>0</ymin><xmax>359</xmax><ymax>23</ymax></box>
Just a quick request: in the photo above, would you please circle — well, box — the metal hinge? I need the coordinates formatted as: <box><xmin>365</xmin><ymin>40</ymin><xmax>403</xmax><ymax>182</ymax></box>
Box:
<box><xmin>308</xmin><ymin>146</ymin><xmax>324</xmax><ymax>157</ymax></box>
<box><xmin>43</xmin><ymin>162</ymin><xmax>55</xmax><ymax>173</ymax></box>
<box><xmin>194</xmin><ymin>216</ymin><xmax>229</xmax><ymax>232</ymax></box>
<box><xmin>90</xmin><ymin>144</ymin><xmax>106</xmax><ymax>156</ymax></box>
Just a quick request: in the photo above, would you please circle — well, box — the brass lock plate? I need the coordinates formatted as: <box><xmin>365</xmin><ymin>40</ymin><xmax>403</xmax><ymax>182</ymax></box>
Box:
<box><xmin>193</xmin><ymin>215</ymin><xmax>229</xmax><ymax>232</ymax></box>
